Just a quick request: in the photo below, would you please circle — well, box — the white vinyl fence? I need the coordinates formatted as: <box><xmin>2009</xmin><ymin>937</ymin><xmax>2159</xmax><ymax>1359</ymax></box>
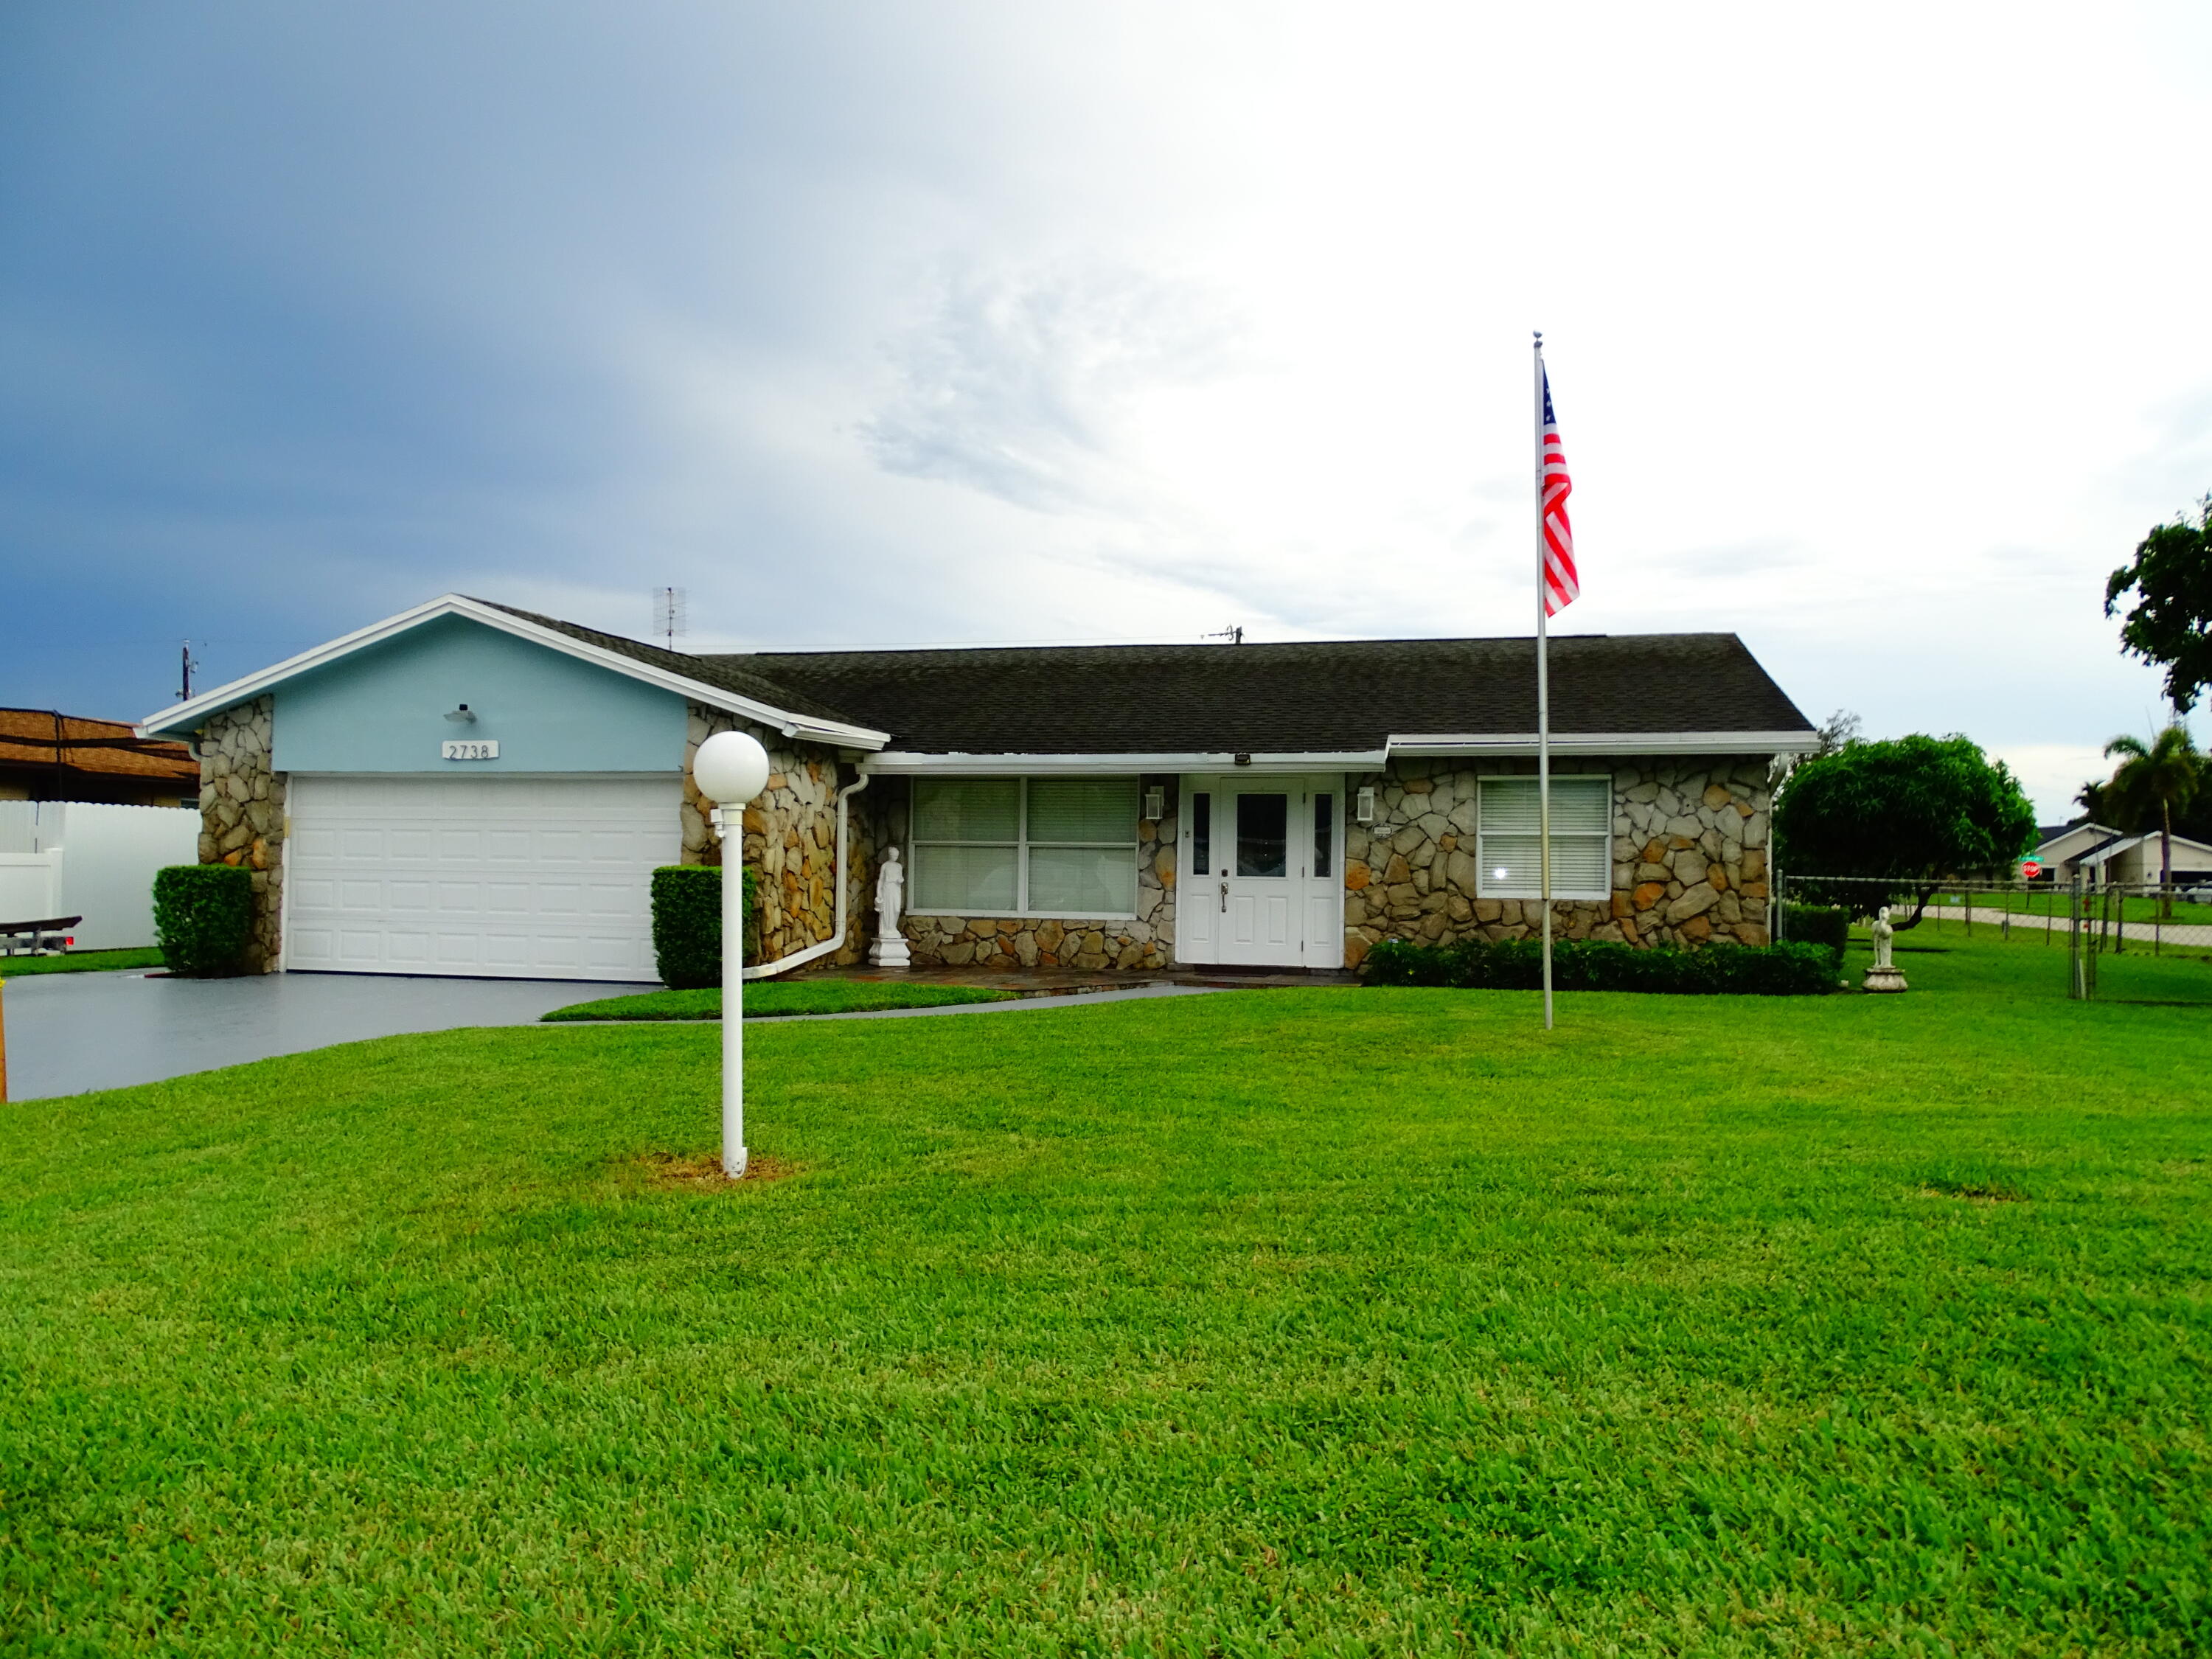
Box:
<box><xmin>0</xmin><ymin>801</ymin><xmax>201</xmax><ymax>949</ymax></box>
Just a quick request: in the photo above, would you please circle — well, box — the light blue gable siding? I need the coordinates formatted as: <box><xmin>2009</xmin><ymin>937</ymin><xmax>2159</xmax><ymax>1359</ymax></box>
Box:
<box><xmin>272</xmin><ymin>616</ymin><xmax>686</xmax><ymax>773</ymax></box>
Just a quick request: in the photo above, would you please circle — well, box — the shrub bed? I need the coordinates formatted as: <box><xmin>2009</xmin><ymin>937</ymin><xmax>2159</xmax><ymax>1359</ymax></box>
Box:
<box><xmin>1780</xmin><ymin>902</ymin><xmax>1851</xmax><ymax>963</ymax></box>
<box><xmin>651</xmin><ymin>865</ymin><xmax>758</xmax><ymax>990</ymax></box>
<box><xmin>152</xmin><ymin>865</ymin><xmax>253</xmax><ymax>978</ymax></box>
<box><xmin>1363</xmin><ymin>936</ymin><xmax>1842</xmax><ymax>995</ymax></box>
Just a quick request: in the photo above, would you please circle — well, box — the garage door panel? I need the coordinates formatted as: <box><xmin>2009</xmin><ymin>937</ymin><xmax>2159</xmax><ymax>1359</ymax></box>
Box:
<box><xmin>389</xmin><ymin>830</ymin><xmax>435</xmax><ymax>863</ymax></box>
<box><xmin>287</xmin><ymin>776</ymin><xmax>676</xmax><ymax>981</ymax></box>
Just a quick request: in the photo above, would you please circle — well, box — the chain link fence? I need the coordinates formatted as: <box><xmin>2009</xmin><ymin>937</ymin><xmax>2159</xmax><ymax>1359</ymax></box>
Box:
<box><xmin>1773</xmin><ymin>872</ymin><xmax>2212</xmax><ymax>1004</ymax></box>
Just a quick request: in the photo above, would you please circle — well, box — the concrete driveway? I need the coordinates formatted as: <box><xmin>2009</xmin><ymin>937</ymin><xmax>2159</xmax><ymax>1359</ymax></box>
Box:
<box><xmin>1</xmin><ymin>970</ymin><xmax>647</xmax><ymax>1101</ymax></box>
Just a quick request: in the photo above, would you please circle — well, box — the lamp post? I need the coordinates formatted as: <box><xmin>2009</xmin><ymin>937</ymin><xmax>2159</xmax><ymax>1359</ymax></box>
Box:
<box><xmin>692</xmin><ymin>729</ymin><xmax>771</xmax><ymax>1178</ymax></box>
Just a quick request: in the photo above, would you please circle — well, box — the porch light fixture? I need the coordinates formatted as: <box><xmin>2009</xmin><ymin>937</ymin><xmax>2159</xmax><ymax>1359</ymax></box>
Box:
<box><xmin>443</xmin><ymin>704</ymin><xmax>477</xmax><ymax>723</ymax></box>
<box><xmin>1143</xmin><ymin>786</ymin><xmax>1164</xmax><ymax>819</ymax></box>
<box><xmin>1355</xmin><ymin>787</ymin><xmax>1375</xmax><ymax>824</ymax></box>
<box><xmin>692</xmin><ymin>729</ymin><xmax>772</xmax><ymax>1178</ymax></box>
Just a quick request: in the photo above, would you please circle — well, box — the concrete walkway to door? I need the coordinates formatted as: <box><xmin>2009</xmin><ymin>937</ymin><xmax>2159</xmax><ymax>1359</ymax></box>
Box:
<box><xmin>2</xmin><ymin>970</ymin><xmax>650</xmax><ymax>1101</ymax></box>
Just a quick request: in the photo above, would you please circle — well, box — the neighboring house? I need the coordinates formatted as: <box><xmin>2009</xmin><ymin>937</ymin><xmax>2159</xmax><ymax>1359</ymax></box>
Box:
<box><xmin>2030</xmin><ymin>821</ymin><xmax>2118</xmax><ymax>883</ymax></box>
<box><xmin>2079</xmin><ymin>830</ymin><xmax>2212</xmax><ymax>888</ymax></box>
<box><xmin>2033</xmin><ymin>820</ymin><xmax>2212</xmax><ymax>887</ymax></box>
<box><xmin>138</xmin><ymin>595</ymin><xmax>1819</xmax><ymax>980</ymax></box>
<box><xmin>0</xmin><ymin>708</ymin><xmax>198</xmax><ymax>807</ymax></box>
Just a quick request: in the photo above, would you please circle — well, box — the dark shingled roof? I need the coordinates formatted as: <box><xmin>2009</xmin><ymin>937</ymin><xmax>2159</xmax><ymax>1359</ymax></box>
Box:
<box><xmin>721</xmin><ymin>633</ymin><xmax>1813</xmax><ymax>754</ymax></box>
<box><xmin>480</xmin><ymin>602</ymin><xmax>1811</xmax><ymax>754</ymax></box>
<box><xmin>476</xmin><ymin>599</ymin><xmax>861</xmax><ymax>728</ymax></box>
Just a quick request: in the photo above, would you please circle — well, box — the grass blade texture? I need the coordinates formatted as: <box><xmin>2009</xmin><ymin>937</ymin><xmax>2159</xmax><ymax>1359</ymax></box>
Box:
<box><xmin>1</xmin><ymin>933</ymin><xmax>2206</xmax><ymax>1654</ymax></box>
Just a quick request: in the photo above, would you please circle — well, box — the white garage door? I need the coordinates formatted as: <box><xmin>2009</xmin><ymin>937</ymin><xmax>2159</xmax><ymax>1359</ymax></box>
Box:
<box><xmin>285</xmin><ymin>775</ymin><xmax>679</xmax><ymax>981</ymax></box>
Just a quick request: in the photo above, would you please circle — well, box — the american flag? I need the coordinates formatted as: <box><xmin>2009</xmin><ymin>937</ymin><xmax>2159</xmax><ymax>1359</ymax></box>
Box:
<box><xmin>1540</xmin><ymin>366</ymin><xmax>1578</xmax><ymax>615</ymax></box>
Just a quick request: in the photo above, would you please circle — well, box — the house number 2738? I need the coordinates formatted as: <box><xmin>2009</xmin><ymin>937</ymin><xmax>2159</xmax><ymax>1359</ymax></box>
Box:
<box><xmin>440</xmin><ymin>740</ymin><xmax>500</xmax><ymax>761</ymax></box>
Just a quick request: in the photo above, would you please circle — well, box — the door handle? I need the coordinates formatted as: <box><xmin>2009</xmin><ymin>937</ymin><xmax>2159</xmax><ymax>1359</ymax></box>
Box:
<box><xmin>1220</xmin><ymin>879</ymin><xmax>1228</xmax><ymax>914</ymax></box>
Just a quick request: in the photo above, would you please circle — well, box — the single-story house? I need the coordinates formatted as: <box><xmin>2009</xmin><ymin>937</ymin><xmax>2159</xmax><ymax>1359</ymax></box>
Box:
<box><xmin>2033</xmin><ymin>821</ymin><xmax>2212</xmax><ymax>887</ymax></box>
<box><xmin>1</xmin><ymin>707</ymin><xmax>199</xmax><ymax>807</ymax></box>
<box><xmin>138</xmin><ymin>595</ymin><xmax>1819</xmax><ymax>979</ymax></box>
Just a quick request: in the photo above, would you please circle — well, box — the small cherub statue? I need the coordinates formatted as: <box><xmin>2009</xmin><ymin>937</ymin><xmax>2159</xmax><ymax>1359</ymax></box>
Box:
<box><xmin>875</xmin><ymin>846</ymin><xmax>905</xmax><ymax>930</ymax></box>
<box><xmin>1863</xmin><ymin>903</ymin><xmax>1907</xmax><ymax>992</ymax></box>
<box><xmin>869</xmin><ymin>846</ymin><xmax>911</xmax><ymax>967</ymax></box>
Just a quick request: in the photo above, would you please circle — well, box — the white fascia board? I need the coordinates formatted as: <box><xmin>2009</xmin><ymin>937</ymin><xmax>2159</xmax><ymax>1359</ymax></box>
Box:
<box><xmin>1386</xmin><ymin>730</ymin><xmax>1821</xmax><ymax>757</ymax></box>
<box><xmin>137</xmin><ymin>594</ymin><xmax>889</xmax><ymax>750</ymax></box>
<box><xmin>864</xmin><ymin>750</ymin><xmax>1388</xmax><ymax>776</ymax></box>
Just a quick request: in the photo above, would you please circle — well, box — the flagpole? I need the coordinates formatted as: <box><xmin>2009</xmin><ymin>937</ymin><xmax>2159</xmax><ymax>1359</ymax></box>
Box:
<box><xmin>1534</xmin><ymin>332</ymin><xmax>1554</xmax><ymax>1031</ymax></box>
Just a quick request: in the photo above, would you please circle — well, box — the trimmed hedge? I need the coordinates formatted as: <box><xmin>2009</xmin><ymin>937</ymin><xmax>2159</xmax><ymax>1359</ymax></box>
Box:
<box><xmin>651</xmin><ymin>865</ymin><xmax>758</xmax><ymax>990</ymax></box>
<box><xmin>1781</xmin><ymin>902</ymin><xmax>1850</xmax><ymax>964</ymax></box>
<box><xmin>152</xmin><ymin>864</ymin><xmax>254</xmax><ymax>978</ymax></box>
<box><xmin>1363</xmin><ymin>935</ymin><xmax>1842</xmax><ymax>996</ymax></box>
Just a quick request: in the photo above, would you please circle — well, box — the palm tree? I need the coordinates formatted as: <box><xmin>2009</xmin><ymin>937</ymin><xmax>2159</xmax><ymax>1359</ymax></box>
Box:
<box><xmin>2101</xmin><ymin>725</ymin><xmax>2204</xmax><ymax>915</ymax></box>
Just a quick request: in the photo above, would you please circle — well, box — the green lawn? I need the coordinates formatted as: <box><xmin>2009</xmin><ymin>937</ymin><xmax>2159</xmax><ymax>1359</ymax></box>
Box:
<box><xmin>0</xmin><ymin>946</ymin><xmax>163</xmax><ymax>978</ymax></box>
<box><xmin>543</xmin><ymin>979</ymin><xmax>1018</xmax><ymax>1021</ymax></box>
<box><xmin>3</xmin><ymin>934</ymin><xmax>2207</xmax><ymax>1654</ymax></box>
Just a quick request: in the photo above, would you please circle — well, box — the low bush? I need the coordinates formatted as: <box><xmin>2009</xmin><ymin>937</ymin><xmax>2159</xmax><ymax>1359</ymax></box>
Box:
<box><xmin>1781</xmin><ymin>902</ymin><xmax>1850</xmax><ymax>963</ymax></box>
<box><xmin>151</xmin><ymin>864</ymin><xmax>253</xmax><ymax>978</ymax></box>
<box><xmin>1363</xmin><ymin>935</ymin><xmax>1841</xmax><ymax>995</ymax></box>
<box><xmin>651</xmin><ymin>865</ymin><xmax>758</xmax><ymax>990</ymax></box>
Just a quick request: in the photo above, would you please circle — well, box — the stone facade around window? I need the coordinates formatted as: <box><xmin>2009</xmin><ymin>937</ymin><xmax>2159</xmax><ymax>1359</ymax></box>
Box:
<box><xmin>195</xmin><ymin>695</ymin><xmax>286</xmax><ymax>973</ymax></box>
<box><xmin>895</xmin><ymin>776</ymin><xmax>1180</xmax><ymax>970</ymax></box>
<box><xmin>1340</xmin><ymin>756</ymin><xmax>1774</xmax><ymax>967</ymax></box>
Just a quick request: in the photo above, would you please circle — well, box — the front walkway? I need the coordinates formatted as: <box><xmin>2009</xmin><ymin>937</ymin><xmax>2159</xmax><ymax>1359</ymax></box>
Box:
<box><xmin>807</xmin><ymin>964</ymin><xmax>1362</xmax><ymax>992</ymax></box>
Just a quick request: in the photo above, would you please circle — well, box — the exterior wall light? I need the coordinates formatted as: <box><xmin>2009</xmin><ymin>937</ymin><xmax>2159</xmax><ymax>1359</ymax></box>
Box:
<box><xmin>692</xmin><ymin>728</ymin><xmax>772</xmax><ymax>1179</ymax></box>
<box><xmin>1355</xmin><ymin>787</ymin><xmax>1376</xmax><ymax>824</ymax></box>
<box><xmin>443</xmin><ymin>704</ymin><xmax>477</xmax><ymax>723</ymax></box>
<box><xmin>1143</xmin><ymin>785</ymin><xmax>1165</xmax><ymax>820</ymax></box>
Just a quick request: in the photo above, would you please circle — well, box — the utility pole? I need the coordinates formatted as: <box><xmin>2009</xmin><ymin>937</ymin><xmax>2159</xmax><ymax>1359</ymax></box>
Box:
<box><xmin>178</xmin><ymin>641</ymin><xmax>198</xmax><ymax>700</ymax></box>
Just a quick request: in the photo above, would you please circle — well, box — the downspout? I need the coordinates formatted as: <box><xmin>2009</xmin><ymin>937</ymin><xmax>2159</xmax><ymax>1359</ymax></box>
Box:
<box><xmin>740</xmin><ymin>771</ymin><xmax>872</xmax><ymax>980</ymax></box>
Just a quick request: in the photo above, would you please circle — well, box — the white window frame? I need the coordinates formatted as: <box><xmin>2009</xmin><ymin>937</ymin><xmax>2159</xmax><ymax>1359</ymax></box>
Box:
<box><xmin>1475</xmin><ymin>774</ymin><xmax>1614</xmax><ymax>901</ymax></box>
<box><xmin>909</xmin><ymin>776</ymin><xmax>1141</xmax><ymax>920</ymax></box>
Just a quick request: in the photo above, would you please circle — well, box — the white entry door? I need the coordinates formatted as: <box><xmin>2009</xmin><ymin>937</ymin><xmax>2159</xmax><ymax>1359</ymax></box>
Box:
<box><xmin>1175</xmin><ymin>776</ymin><xmax>1343</xmax><ymax>968</ymax></box>
<box><xmin>285</xmin><ymin>774</ymin><xmax>678</xmax><ymax>981</ymax></box>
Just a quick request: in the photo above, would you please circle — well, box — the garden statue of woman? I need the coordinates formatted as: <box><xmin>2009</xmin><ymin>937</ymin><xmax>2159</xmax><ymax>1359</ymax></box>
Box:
<box><xmin>869</xmin><ymin>846</ymin><xmax>911</xmax><ymax>967</ymax></box>
<box><xmin>1863</xmin><ymin>904</ymin><xmax>1907</xmax><ymax>992</ymax></box>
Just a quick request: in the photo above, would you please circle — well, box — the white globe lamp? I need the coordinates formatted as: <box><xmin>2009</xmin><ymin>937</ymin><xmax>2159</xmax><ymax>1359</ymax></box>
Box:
<box><xmin>691</xmin><ymin>728</ymin><xmax>771</xmax><ymax>1178</ymax></box>
<box><xmin>693</xmin><ymin>729</ymin><xmax>771</xmax><ymax>806</ymax></box>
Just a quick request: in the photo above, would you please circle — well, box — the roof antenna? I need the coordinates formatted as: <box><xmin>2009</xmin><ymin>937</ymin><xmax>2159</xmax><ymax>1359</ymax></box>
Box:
<box><xmin>652</xmin><ymin>587</ymin><xmax>688</xmax><ymax>650</ymax></box>
<box><xmin>1202</xmin><ymin>624</ymin><xmax>1244</xmax><ymax>646</ymax></box>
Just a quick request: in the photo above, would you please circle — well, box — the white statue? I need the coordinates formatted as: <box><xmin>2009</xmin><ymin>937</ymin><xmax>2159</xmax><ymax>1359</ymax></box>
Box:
<box><xmin>1863</xmin><ymin>904</ymin><xmax>1907</xmax><ymax>992</ymax></box>
<box><xmin>869</xmin><ymin>846</ymin><xmax>911</xmax><ymax>967</ymax></box>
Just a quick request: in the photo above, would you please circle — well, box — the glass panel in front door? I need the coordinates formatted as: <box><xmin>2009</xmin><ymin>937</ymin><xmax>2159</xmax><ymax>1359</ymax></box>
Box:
<box><xmin>1236</xmin><ymin>793</ymin><xmax>1289</xmax><ymax>877</ymax></box>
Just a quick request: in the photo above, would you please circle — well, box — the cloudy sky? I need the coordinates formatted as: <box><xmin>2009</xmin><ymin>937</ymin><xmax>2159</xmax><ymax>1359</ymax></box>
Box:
<box><xmin>5</xmin><ymin>1</ymin><xmax>2208</xmax><ymax>817</ymax></box>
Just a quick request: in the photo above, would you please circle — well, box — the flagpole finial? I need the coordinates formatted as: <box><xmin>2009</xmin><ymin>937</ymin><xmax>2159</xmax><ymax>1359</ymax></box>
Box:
<box><xmin>1533</xmin><ymin>330</ymin><xmax>1543</xmax><ymax>347</ymax></box>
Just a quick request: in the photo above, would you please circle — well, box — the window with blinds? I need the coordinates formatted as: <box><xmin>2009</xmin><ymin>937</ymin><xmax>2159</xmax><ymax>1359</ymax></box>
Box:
<box><xmin>910</xmin><ymin>777</ymin><xmax>1140</xmax><ymax>916</ymax></box>
<box><xmin>1475</xmin><ymin>776</ymin><xmax>1613</xmax><ymax>900</ymax></box>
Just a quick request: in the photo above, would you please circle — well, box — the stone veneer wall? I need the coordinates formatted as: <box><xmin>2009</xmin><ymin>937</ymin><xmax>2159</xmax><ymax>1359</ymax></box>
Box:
<box><xmin>1341</xmin><ymin>757</ymin><xmax>1773</xmax><ymax>967</ymax></box>
<box><xmin>196</xmin><ymin>696</ymin><xmax>287</xmax><ymax>973</ymax></box>
<box><xmin>679</xmin><ymin>704</ymin><xmax>874</xmax><ymax>967</ymax></box>
<box><xmin>898</xmin><ymin>777</ymin><xmax>1180</xmax><ymax>970</ymax></box>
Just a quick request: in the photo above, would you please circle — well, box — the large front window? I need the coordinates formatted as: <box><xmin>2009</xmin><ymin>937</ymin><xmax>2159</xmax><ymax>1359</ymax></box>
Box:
<box><xmin>1476</xmin><ymin>776</ymin><xmax>1612</xmax><ymax>900</ymax></box>
<box><xmin>911</xmin><ymin>777</ymin><xmax>1140</xmax><ymax>917</ymax></box>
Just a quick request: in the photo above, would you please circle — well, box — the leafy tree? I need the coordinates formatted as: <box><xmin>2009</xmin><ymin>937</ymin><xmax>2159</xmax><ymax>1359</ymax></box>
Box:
<box><xmin>1809</xmin><ymin>707</ymin><xmax>1862</xmax><ymax>759</ymax></box>
<box><xmin>1773</xmin><ymin>734</ymin><xmax>2037</xmax><ymax>928</ymax></box>
<box><xmin>2099</xmin><ymin>725</ymin><xmax>2203</xmax><ymax>911</ymax></box>
<box><xmin>2106</xmin><ymin>495</ymin><xmax>2212</xmax><ymax>712</ymax></box>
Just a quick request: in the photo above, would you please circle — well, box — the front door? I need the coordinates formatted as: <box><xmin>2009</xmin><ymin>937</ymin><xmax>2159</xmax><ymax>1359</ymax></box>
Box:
<box><xmin>1175</xmin><ymin>776</ymin><xmax>1343</xmax><ymax>967</ymax></box>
